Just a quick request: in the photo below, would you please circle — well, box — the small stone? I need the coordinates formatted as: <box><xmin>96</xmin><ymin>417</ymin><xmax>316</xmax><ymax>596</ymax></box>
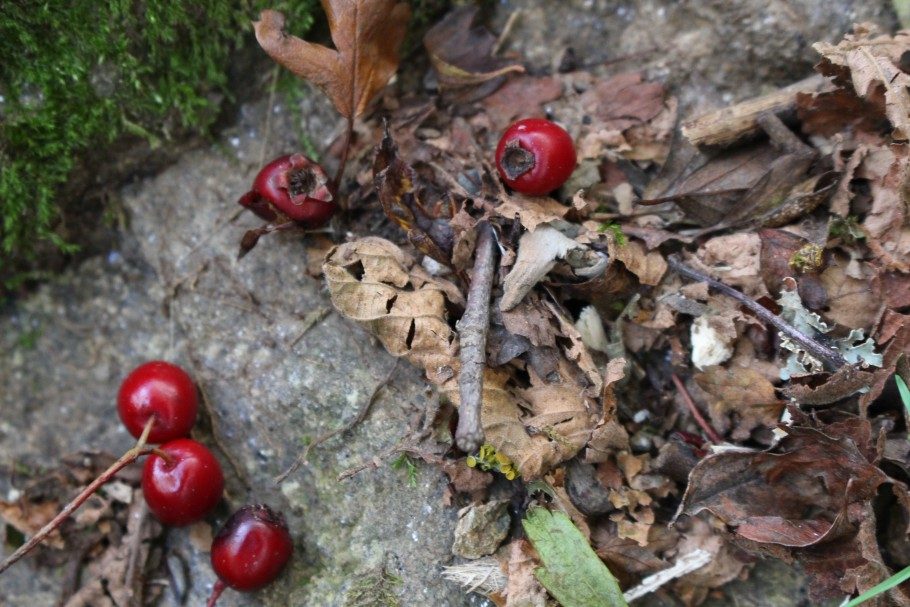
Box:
<box><xmin>451</xmin><ymin>500</ymin><xmax>511</xmax><ymax>559</ymax></box>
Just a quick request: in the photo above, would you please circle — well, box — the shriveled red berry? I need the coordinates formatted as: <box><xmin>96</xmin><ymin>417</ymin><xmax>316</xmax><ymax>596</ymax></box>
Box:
<box><xmin>206</xmin><ymin>504</ymin><xmax>293</xmax><ymax>606</ymax></box>
<box><xmin>117</xmin><ymin>361</ymin><xmax>198</xmax><ymax>444</ymax></box>
<box><xmin>495</xmin><ymin>118</ymin><xmax>577</xmax><ymax>195</ymax></box>
<box><xmin>238</xmin><ymin>154</ymin><xmax>335</xmax><ymax>227</ymax></box>
<box><xmin>142</xmin><ymin>439</ymin><xmax>224</xmax><ymax>526</ymax></box>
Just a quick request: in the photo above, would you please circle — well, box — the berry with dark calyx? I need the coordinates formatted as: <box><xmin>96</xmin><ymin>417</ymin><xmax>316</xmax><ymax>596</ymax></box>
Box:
<box><xmin>207</xmin><ymin>504</ymin><xmax>293</xmax><ymax>607</ymax></box>
<box><xmin>238</xmin><ymin>154</ymin><xmax>335</xmax><ymax>227</ymax></box>
<box><xmin>142</xmin><ymin>438</ymin><xmax>224</xmax><ymax>526</ymax></box>
<box><xmin>495</xmin><ymin>118</ymin><xmax>577</xmax><ymax>196</ymax></box>
<box><xmin>117</xmin><ymin>361</ymin><xmax>198</xmax><ymax>444</ymax></box>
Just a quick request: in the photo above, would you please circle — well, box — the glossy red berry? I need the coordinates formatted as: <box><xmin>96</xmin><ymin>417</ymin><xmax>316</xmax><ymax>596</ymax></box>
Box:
<box><xmin>238</xmin><ymin>154</ymin><xmax>335</xmax><ymax>227</ymax></box>
<box><xmin>495</xmin><ymin>118</ymin><xmax>577</xmax><ymax>195</ymax></box>
<box><xmin>142</xmin><ymin>439</ymin><xmax>224</xmax><ymax>526</ymax></box>
<box><xmin>117</xmin><ymin>361</ymin><xmax>198</xmax><ymax>444</ymax></box>
<box><xmin>207</xmin><ymin>505</ymin><xmax>293</xmax><ymax>605</ymax></box>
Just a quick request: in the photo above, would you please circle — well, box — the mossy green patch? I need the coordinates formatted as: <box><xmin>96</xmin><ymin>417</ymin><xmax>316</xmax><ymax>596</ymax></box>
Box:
<box><xmin>0</xmin><ymin>0</ymin><xmax>318</xmax><ymax>264</ymax></box>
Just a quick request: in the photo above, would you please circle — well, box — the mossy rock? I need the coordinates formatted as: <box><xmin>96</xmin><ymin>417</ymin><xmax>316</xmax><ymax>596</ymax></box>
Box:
<box><xmin>0</xmin><ymin>0</ymin><xmax>321</xmax><ymax>290</ymax></box>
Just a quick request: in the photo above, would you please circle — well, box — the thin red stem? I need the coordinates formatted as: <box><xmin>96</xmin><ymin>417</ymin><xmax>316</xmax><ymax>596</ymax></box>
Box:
<box><xmin>671</xmin><ymin>373</ymin><xmax>723</xmax><ymax>445</ymax></box>
<box><xmin>206</xmin><ymin>579</ymin><xmax>227</xmax><ymax>607</ymax></box>
<box><xmin>0</xmin><ymin>417</ymin><xmax>156</xmax><ymax>575</ymax></box>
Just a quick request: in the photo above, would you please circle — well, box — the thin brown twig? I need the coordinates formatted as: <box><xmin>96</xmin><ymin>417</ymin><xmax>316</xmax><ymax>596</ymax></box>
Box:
<box><xmin>671</xmin><ymin>373</ymin><xmax>723</xmax><ymax>445</ymax></box>
<box><xmin>0</xmin><ymin>419</ymin><xmax>157</xmax><ymax>575</ymax></box>
<box><xmin>275</xmin><ymin>360</ymin><xmax>401</xmax><ymax>484</ymax></box>
<box><xmin>337</xmin><ymin>444</ymin><xmax>444</xmax><ymax>482</ymax></box>
<box><xmin>667</xmin><ymin>255</ymin><xmax>848</xmax><ymax>371</ymax></box>
<box><xmin>456</xmin><ymin>221</ymin><xmax>498</xmax><ymax>454</ymax></box>
<box><xmin>332</xmin><ymin>114</ymin><xmax>355</xmax><ymax>204</ymax></box>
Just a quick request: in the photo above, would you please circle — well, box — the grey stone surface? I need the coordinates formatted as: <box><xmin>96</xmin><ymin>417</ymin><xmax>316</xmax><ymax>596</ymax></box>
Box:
<box><xmin>494</xmin><ymin>0</ymin><xmax>897</xmax><ymax>111</ymax></box>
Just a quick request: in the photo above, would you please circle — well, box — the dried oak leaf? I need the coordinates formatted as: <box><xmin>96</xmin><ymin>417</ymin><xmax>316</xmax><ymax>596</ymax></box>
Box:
<box><xmin>482</xmin><ymin>75</ymin><xmax>564</xmax><ymax>131</ymax></box>
<box><xmin>424</xmin><ymin>6</ymin><xmax>524</xmax><ymax>92</ymax></box>
<box><xmin>254</xmin><ymin>1</ymin><xmax>410</xmax><ymax>118</ymax></box>
<box><xmin>694</xmin><ymin>366</ymin><xmax>785</xmax><ymax>441</ymax></box>
<box><xmin>814</xmin><ymin>25</ymin><xmax>910</xmax><ymax>140</ymax></box>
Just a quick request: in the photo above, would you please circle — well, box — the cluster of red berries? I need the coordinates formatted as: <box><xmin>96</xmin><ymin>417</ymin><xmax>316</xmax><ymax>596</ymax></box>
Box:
<box><xmin>117</xmin><ymin>361</ymin><xmax>293</xmax><ymax>604</ymax></box>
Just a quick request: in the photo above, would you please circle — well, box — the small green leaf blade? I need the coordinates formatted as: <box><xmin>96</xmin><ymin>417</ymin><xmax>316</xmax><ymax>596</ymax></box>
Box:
<box><xmin>522</xmin><ymin>507</ymin><xmax>628</xmax><ymax>607</ymax></box>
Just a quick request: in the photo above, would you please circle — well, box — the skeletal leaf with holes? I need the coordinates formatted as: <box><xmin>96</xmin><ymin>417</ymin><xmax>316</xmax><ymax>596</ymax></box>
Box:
<box><xmin>323</xmin><ymin>237</ymin><xmax>605</xmax><ymax>478</ymax></box>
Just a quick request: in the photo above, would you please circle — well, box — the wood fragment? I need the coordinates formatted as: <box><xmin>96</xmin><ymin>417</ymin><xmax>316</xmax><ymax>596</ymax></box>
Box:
<box><xmin>681</xmin><ymin>74</ymin><xmax>829</xmax><ymax>148</ymax></box>
<box><xmin>668</xmin><ymin>255</ymin><xmax>848</xmax><ymax>371</ymax></box>
<box><xmin>456</xmin><ymin>222</ymin><xmax>499</xmax><ymax>453</ymax></box>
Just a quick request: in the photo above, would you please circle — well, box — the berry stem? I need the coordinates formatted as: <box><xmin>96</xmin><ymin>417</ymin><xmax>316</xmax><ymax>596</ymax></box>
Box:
<box><xmin>206</xmin><ymin>579</ymin><xmax>227</xmax><ymax>607</ymax></box>
<box><xmin>0</xmin><ymin>418</ymin><xmax>156</xmax><ymax>575</ymax></box>
<box><xmin>332</xmin><ymin>114</ymin><xmax>355</xmax><ymax>206</ymax></box>
<box><xmin>670</xmin><ymin>373</ymin><xmax>723</xmax><ymax>445</ymax></box>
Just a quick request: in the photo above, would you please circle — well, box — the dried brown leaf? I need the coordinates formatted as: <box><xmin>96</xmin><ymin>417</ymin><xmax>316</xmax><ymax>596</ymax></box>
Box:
<box><xmin>254</xmin><ymin>1</ymin><xmax>410</xmax><ymax>118</ymax></box>
<box><xmin>814</xmin><ymin>25</ymin><xmax>910</xmax><ymax>140</ymax></box>
<box><xmin>424</xmin><ymin>6</ymin><xmax>524</xmax><ymax>91</ymax></box>
<box><xmin>504</xmin><ymin>539</ymin><xmax>547</xmax><ymax>607</ymax></box>
<box><xmin>694</xmin><ymin>366</ymin><xmax>785</xmax><ymax>441</ymax></box>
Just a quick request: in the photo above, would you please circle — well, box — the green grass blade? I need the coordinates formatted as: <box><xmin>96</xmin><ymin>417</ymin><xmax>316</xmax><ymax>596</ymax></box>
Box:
<box><xmin>844</xmin><ymin>564</ymin><xmax>910</xmax><ymax>606</ymax></box>
<box><xmin>896</xmin><ymin>374</ymin><xmax>910</xmax><ymax>416</ymax></box>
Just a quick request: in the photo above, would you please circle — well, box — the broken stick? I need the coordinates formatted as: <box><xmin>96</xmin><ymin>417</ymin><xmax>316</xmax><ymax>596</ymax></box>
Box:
<box><xmin>668</xmin><ymin>255</ymin><xmax>848</xmax><ymax>371</ymax></box>
<box><xmin>456</xmin><ymin>221</ymin><xmax>499</xmax><ymax>454</ymax></box>
<box><xmin>681</xmin><ymin>74</ymin><xmax>829</xmax><ymax>148</ymax></box>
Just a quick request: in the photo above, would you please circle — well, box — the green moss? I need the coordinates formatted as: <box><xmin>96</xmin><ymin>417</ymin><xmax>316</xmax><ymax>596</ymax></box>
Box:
<box><xmin>0</xmin><ymin>0</ymin><xmax>318</xmax><ymax>263</ymax></box>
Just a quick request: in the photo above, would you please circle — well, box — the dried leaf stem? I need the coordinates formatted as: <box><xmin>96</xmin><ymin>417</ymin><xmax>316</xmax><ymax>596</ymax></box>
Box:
<box><xmin>456</xmin><ymin>222</ymin><xmax>499</xmax><ymax>454</ymax></box>
<box><xmin>333</xmin><ymin>114</ymin><xmax>355</xmax><ymax>203</ymax></box>
<box><xmin>275</xmin><ymin>359</ymin><xmax>400</xmax><ymax>484</ymax></box>
<box><xmin>667</xmin><ymin>255</ymin><xmax>848</xmax><ymax>371</ymax></box>
<box><xmin>0</xmin><ymin>419</ymin><xmax>158</xmax><ymax>575</ymax></box>
<box><xmin>671</xmin><ymin>373</ymin><xmax>723</xmax><ymax>444</ymax></box>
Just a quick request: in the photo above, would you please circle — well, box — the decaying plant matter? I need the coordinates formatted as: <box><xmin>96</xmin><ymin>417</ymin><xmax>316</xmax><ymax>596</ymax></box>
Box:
<box><xmin>247</xmin><ymin>6</ymin><xmax>910</xmax><ymax>606</ymax></box>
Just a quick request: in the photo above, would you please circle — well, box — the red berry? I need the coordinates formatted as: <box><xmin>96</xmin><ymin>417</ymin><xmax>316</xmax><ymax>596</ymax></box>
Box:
<box><xmin>142</xmin><ymin>439</ymin><xmax>224</xmax><ymax>526</ymax></box>
<box><xmin>238</xmin><ymin>154</ymin><xmax>335</xmax><ymax>227</ymax></box>
<box><xmin>117</xmin><ymin>361</ymin><xmax>198</xmax><ymax>444</ymax></box>
<box><xmin>210</xmin><ymin>504</ymin><xmax>293</xmax><ymax>593</ymax></box>
<box><xmin>495</xmin><ymin>118</ymin><xmax>577</xmax><ymax>195</ymax></box>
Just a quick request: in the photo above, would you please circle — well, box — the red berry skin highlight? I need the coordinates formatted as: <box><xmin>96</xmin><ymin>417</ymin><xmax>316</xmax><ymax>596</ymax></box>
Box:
<box><xmin>238</xmin><ymin>154</ymin><xmax>335</xmax><ymax>227</ymax></box>
<box><xmin>117</xmin><ymin>361</ymin><xmax>198</xmax><ymax>444</ymax></box>
<box><xmin>142</xmin><ymin>439</ymin><xmax>224</xmax><ymax>526</ymax></box>
<box><xmin>210</xmin><ymin>504</ymin><xmax>294</xmax><ymax>592</ymax></box>
<box><xmin>495</xmin><ymin>118</ymin><xmax>577</xmax><ymax>195</ymax></box>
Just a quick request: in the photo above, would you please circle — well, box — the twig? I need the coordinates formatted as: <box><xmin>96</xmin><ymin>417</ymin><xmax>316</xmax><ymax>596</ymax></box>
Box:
<box><xmin>275</xmin><ymin>360</ymin><xmax>400</xmax><ymax>484</ymax></box>
<box><xmin>671</xmin><ymin>373</ymin><xmax>723</xmax><ymax>445</ymax></box>
<box><xmin>0</xmin><ymin>419</ymin><xmax>157</xmax><ymax>575</ymax></box>
<box><xmin>456</xmin><ymin>222</ymin><xmax>499</xmax><ymax>453</ymax></box>
<box><xmin>332</xmin><ymin>114</ymin><xmax>355</xmax><ymax>203</ymax></box>
<box><xmin>667</xmin><ymin>255</ymin><xmax>848</xmax><ymax>371</ymax></box>
<box><xmin>258</xmin><ymin>66</ymin><xmax>280</xmax><ymax>169</ymax></box>
<box><xmin>492</xmin><ymin>10</ymin><xmax>521</xmax><ymax>56</ymax></box>
<box><xmin>337</xmin><ymin>444</ymin><xmax>444</xmax><ymax>482</ymax></box>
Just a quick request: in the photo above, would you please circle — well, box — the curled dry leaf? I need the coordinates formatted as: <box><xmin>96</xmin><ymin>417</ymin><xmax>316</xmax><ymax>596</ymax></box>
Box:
<box><xmin>814</xmin><ymin>24</ymin><xmax>910</xmax><ymax>140</ymax></box>
<box><xmin>423</xmin><ymin>6</ymin><xmax>524</xmax><ymax>91</ymax></box>
<box><xmin>254</xmin><ymin>1</ymin><xmax>411</xmax><ymax>118</ymax></box>
<box><xmin>500</xmin><ymin>225</ymin><xmax>586</xmax><ymax>312</ymax></box>
<box><xmin>324</xmin><ymin>237</ymin><xmax>603</xmax><ymax>478</ymax></box>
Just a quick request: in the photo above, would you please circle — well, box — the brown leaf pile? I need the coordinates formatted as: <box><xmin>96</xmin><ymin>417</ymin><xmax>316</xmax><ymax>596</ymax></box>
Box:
<box><xmin>252</xmin><ymin>5</ymin><xmax>910</xmax><ymax>605</ymax></box>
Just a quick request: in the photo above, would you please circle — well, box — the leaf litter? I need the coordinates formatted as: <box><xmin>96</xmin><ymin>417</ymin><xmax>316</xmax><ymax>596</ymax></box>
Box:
<box><xmin>242</xmin><ymin>4</ymin><xmax>910</xmax><ymax>607</ymax></box>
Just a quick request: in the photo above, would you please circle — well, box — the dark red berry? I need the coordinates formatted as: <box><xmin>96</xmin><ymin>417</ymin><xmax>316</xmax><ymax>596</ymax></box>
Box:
<box><xmin>117</xmin><ymin>361</ymin><xmax>198</xmax><ymax>444</ymax></box>
<box><xmin>209</xmin><ymin>504</ymin><xmax>293</xmax><ymax>601</ymax></box>
<box><xmin>142</xmin><ymin>439</ymin><xmax>224</xmax><ymax>526</ymax></box>
<box><xmin>495</xmin><ymin>118</ymin><xmax>577</xmax><ymax>195</ymax></box>
<box><xmin>238</xmin><ymin>154</ymin><xmax>335</xmax><ymax>227</ymax></box>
